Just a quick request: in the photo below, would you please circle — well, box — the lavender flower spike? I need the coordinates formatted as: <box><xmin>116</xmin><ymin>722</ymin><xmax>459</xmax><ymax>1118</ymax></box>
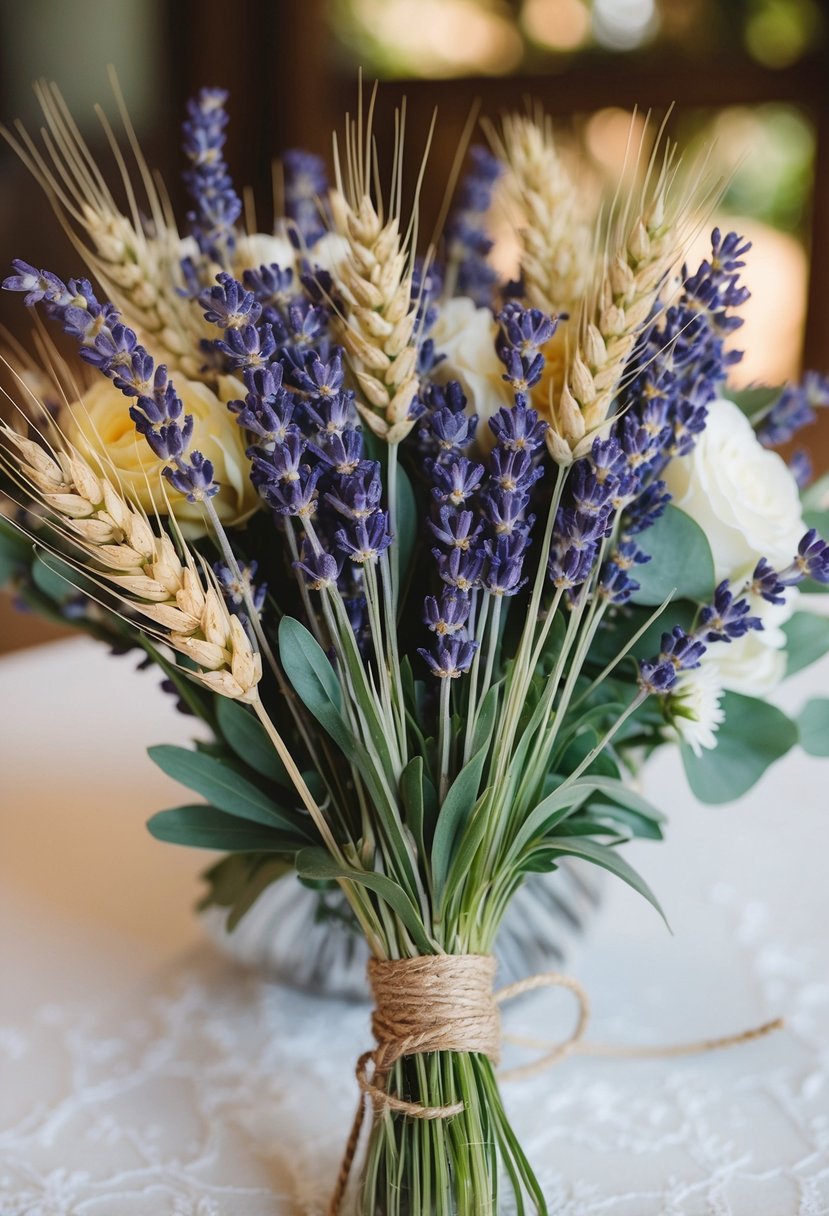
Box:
<box><xmin>182</xmin><ymin>88</ymin><xmax>242</xmax><ymax>265</ymax></box>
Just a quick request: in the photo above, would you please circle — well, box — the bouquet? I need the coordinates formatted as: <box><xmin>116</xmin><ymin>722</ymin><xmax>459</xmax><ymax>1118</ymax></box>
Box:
<box><xmin>2</xmin><ymin>82</ymin><xmax>829</xmax><ymax>1214</ymax></box>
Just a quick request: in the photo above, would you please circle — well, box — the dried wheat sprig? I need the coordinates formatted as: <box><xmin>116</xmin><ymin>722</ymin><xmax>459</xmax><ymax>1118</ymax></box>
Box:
<box><xmin>329</xmin><ymin>92</ymin><xmax>433</xmax><ymax>444</ymax></box>
<box><xmin>490</xmin><ymin>111</ymin><xmax>594</xmax><ymax>318</ymax></box>
<box><xmin>547</xmin><ymin>129</ymin><xmax>717</xmax><ymax>465</ymax></box>
<box><xmin>1</xmin><ymin>77</ymin><xmax>207</xmax><ymax>379</ymax></box>
<box><xmin>0</xmin><ymin>425</ymin><xmax>261</xmax><ymax>702</ymax></box>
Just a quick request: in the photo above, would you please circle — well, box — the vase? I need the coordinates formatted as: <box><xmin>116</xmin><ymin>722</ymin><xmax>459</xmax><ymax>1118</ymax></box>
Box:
<box><xmin>200</xmin><ymin>859</ymin><xmax>604</xmax><ymax>999</ymax></box>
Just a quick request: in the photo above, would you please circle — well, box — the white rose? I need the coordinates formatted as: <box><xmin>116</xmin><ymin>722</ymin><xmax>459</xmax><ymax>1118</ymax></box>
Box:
<box><xmin>429</xmin><ymin>297</ymin><xmax>512</xmax><ymax>446</ymax></box>
<box><xmin>234</xmin><ymin>232</ymin><xmax>297</xmax><ymax>273</ymax></box>
<box><xmin>308</xmin><ymin>232</ymin><xmax>350</xmax><ymax>279</ymax></box>
<box><xmin>663</xmin><ymin>396</ymin><xmax>804</xmax><ymax>581</ymax></box>
<box><xmin>62</xmin><ymin>375</ymin><xmax>259</xmax><ymax>539</ymax></box>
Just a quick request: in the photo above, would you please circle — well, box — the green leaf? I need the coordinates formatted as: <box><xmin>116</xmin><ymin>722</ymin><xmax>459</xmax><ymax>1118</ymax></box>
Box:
<box><xmin>278</xmin><ymin>615</ymin><xmax>352</xmax><ymax>752</ymax></box>
<box><xmin>783</xmin><ymin>612</ymin><xmax>829</xmax><ymax>676</ymax></box>
<box><xmin>394</xmin><ymin>463</ymin><xmax>418</xmax><ymax>585</ymax></box>
<box><xmin>215</xmin><ymin>697</ymin><xmax>290</xmax><ymax>785</ymax></box>
<box><xmin>197</xmin><ymin>853</ymin><xmax>293</xmax><ymax>930</ymax></box>
<box><xmin>681</xmin><ymin>691</ymin><xmax>798</xmax><ymax>804</ymax></box>
<box><xmin>725</xmin><ymin>385</ymin><xmax>780</xmax><ymax>423</ymax></box>
<box><xmin>538</xmin><ymin>836</ymin><xmax>668</xmax><ymax>924</ymax></box>
<box><xmin>30</xmin><ymin>552</ymin><xmax>77</xmax><ymax>604</ymax></box>
<box><xmin>296</xmin><ymin>847</ymin><xmax>435</xmax><ymax>954</ymax></box>
<box><xmin>431</xmin><ymin>739</ymin><xmax>490</xmax><ymax>903</ymax></box>
<box><xmin>147</xmin><ymin>805</ymin><xmax>301</xmax><ymax>852</ymax></box>
<box><xmin>401</xmin><ymin>756</ymin><xmax>428</xmax><ymax>858</ymax></box>
<box><xmin>631</xmin><ymin>506</ymin><xmax>715</xmax><ymax>606</ymax></box>
<box><xmin>802</xmin><ymin>472</ymin><xmax>829</xmax><ymax>513</ymax></box>
<box><xmin>0</xmin><ymin>516</ymin><xmax>31</xmax><ymax>585</ymax></box>
<box><xmin>796</xmin><ymin>699</ymin><xmax>829</xmax><ymax>757</ymax></box>
<box><xmin>147</xmin><ymin>744</ymin><xmax>313</xmax><ymax>837</ymax></box>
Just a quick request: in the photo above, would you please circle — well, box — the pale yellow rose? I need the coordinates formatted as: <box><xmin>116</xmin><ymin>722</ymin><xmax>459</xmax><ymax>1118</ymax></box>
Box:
<box><xmin>61</xmin><ymin>375</ymin><xmax>259</xmax><ymax>538</ymax></box>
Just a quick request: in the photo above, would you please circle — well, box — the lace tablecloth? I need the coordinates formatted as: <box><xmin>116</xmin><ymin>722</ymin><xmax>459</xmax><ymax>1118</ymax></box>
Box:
<box><xmin>1</xmin><ymin>639</ymin><xmax>828</xmax><ymax>1216</ymax></box>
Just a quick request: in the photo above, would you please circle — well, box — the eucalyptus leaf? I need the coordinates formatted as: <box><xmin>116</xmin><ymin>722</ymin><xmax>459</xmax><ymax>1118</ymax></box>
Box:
<box><xmin>147</xmin><ymin>744</ymin><xmax>313</xmax><ymax>837</ymax></box>
<box><xmin>681</xmin><ymin>691</ymin><xmax>798</xmax><ymax>804</ymax></box>
<box><xmin>147</xmin><ymin>804</ymin><xmax>302</xmax><ymax>852</ymax></box>
<box><xmin>296</xmin><ymin>847</ymin><xmax>435</xmax><ymax>954</ymax></box>
<box><xmin>783</xmin><ymin>612</ymin><xmax>829</xmax><ymax>676</ymax></box>
<box><xmin>216</xmin><ymin>697</ymin><xmax>290</xmax><ymax>785</ymax></box>
<box><xmin>630</xmin><ymin>506</ymin><xmax>715</xmax><ymax>606</ymax></box>
<box><xmin>796</xmin><ymin>699</ymin><xmax>829</xmax><ymax>757</ymax></box>
<box><xmin>0</xmin><ymin>517</ymin><xmax>30</xmax><ymax>585</ymax></box>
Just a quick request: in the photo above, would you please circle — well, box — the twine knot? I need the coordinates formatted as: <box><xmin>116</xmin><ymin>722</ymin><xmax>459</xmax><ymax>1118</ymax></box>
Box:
<box><xmin>328</xmin><ymin>954</ymin><xmax>783</xmax><ymax>1214</ymax></box>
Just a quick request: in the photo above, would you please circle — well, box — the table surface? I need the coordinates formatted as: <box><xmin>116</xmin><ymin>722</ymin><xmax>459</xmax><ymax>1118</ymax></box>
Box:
<box><xmin>1</xmin><ymin>638</ymin><xmax>828</xmax><ymax>1216</ymax></box>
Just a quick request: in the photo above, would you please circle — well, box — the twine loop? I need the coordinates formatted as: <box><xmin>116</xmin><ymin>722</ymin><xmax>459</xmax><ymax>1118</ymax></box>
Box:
<box><xmin>328</xmin><ymin>953</ymin><xmax>783</xmax><ymax>1214</ymax></box>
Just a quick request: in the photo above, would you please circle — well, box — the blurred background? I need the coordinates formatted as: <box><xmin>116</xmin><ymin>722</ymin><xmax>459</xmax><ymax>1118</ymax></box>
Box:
<box><xmin>1</xmin><ymin>0</ymin><xmax>827</xmax><ymax>652</ymax></box>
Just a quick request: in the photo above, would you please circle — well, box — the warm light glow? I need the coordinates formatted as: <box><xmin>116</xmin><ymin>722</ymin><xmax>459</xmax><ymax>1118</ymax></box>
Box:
<box><xmin>592</xmin><ymin>0</ymin><xmax>659</xmax><ymax>49</ymax></box>
<box><xmin>351</xmin><ymin>0</ymin><xmax>523</xmax><ymax>77</ymax></box>
<box><xmin>521</xmin><ymin>0</ymin><xmax>590</xmax><ymax>51</ymax></box>
<box><xmin>584</xmin><ymin>107</ymin><xmax>652</xmax><ymax>189</ymax></box>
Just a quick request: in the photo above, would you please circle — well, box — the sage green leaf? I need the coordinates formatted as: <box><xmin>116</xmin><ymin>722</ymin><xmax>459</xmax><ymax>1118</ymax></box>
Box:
<box><xmin>681</xmin><ymin>691</ymin><xmax>798</xmax><ymax>804</ymax></box>
<box><xmin>278</xmin><ymin>616</ymin><xmax>352</xmax><ymax>752</ymax></box>
<box><xmin>401</xmin><ymin>756</ymin><xmax>428</xmax><ymax>858</ymax></box>
<box><xmin>147</xmin><ymin>744</ymin><xmax>313</xmax><ymax>837</ymax></box>
<box><xmin>0</xmin><ymin>516</ymin><xmax>30</xmax><ymax>585</ymax></box>
<box><xmin>540</xmin><ymin>836</ymin><xmax>667</xmax><ymax>924</ymax></box>
<box><xmin>797</xmin><ymin>698</ymin><xmax>829</xmax><ymax>757</ymax></box>
<box><xmin>296</xmin><ymin>847</ymin><xmax>435</xmax><ymax>954</ymax></box>
<box><xmin>394</xmin><ymin>462</ymin><xmax>418</xmax><ymax>584</ymax></box>
<box><xmin>197</xmin><ymin>853</ymin><xmax>292</xmax><ymax>930</ymax></box>
<box><xmin>631</xmin><ymin>506</ymin><xmax>715</xmax><ymax>606</ymax></box>
<box><xmin>802</xmin><ymin>473</ymin><xmax>829</xmax><ymax>512</ymax></box>
<box><xmin>726</xmin><ymin>385</ymin><xmax>780</xmax><ymax>423</ymax></box>
<box><xmin>215</xmin><ymin>697</ymin><xmax>290</xmax><ymax>785</ymax></box>
<box><xmin>783</xmin><ymin>612</ymin><xmax>829</xmax><ymax>676</ymax></box>
<box><xmin>431</xmin><ymin>739</ymin><xmax>490</xmax><ymax>902</ymax></box>
<box><xmin>590</xmin><ymin>802</ymin><xmax>664</xmax><ymax>840</ymax></box>
<box><xmin>147</xmin><ymin>805</ymin><xmax>301</xmax><ymax>852</ymax></box>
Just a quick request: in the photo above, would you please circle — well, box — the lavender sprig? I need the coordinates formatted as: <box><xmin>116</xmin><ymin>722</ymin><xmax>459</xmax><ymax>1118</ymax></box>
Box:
<box><xmin>445</xmin><ymin>146</ymin><xmax>503</xmax><ymax>307</ymax></box>
<box><xmin>182</xmin><ymin>88</ymin><xmax>242</xmax><ymax>266</ymax></box>
<box><xmin>756</xmin><ymin>372</ymin><xmax>829</xmax><ymax>449</ymax></box>
<box><xmin>283</xmin><ymin>149</ymin><xmax>329</xmax><ymax>248</ymax></box>
<box><xmin>2</xmin><ymin>261</ymin><xmax>214</xmax><ymax>499</ymax></box>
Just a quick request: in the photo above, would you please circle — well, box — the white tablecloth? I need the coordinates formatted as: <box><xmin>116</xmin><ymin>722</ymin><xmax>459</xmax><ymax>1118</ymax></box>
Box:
<box><xmin>1</xmin><ymin>638</ymin><xmax>828</xmax><ymax>1216</ymax></box>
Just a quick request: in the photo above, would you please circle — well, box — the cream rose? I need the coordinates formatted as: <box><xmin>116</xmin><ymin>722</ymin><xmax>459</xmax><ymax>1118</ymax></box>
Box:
<box><xmin>234</xmin><ymin>232</ymin><xmax>297</xmax><ymax>273</ymax></box>
<box><xmin>429</xmin><ymin>297</ymin><xmax>512</xmax><ymax>446</ymax></box>
<box><xmin>664</xmin><ymin>396</ymin><xmax>804</xmax><ymax>581</ymax></box>
<box><xmin>62</xmin><ymin>375</ymin><xmax>259</xmax><ymax>538</ymax></box>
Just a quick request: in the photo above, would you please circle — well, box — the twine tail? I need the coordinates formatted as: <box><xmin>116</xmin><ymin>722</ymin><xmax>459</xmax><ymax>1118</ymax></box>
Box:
<box><xmin>327</xmin><ymin>1076</ymin><xmax>368</xmax><ymax>1216</ymax></box>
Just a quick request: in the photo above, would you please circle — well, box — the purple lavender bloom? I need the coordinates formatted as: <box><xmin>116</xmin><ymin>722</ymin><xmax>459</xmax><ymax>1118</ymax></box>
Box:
<box><xmin>163</xmin><ymin>451</ymin><xmax>218</xmax><ymax>503</ymax></box>
<box><xmin>428</xmin><ymin>507</ymin><xmax>482</xmax><ymax>551</ymax></box>
<box><xmin>445</xmin><ymin>146</ymin><xmax>503</xmax><ymax>307</ymax></box>
<box><xmin>792</xmin><ymin>529</ymin><xmax>829</xmax><ymax>583</ymax></box>
<box><xmin>750</xmin><ymin>557</ymin><xmax>787</xmax><ymax>605</ymax></box>
<box><xmin>293</xmin><ymin>546</ymin><xmax>340</xmax><ymax>590</ymax></box>
<box><xmin>598</xmin><ymin>540</ymin><xmax>650</xmax><ymax>604</ymax></box>
<box><xmin>243</xmin><ymin>262</ymin><xmax>295</xmax><ymax>312</ymax></box>
<box><xmin>214</xmin><ymin>560</ymin><xmax>267</xmax><ymax>614</ymax></box>
<box><xmin>434</xmin><ymin>545</ymin><xmax>485</xmax><ymax>593</ymax></box>
<box><xmin>258</xmin><ymin>462</ymin><xmax>321</xmax><ymax>517</ymax></box>
<box><xmin>488</xmin><ymin>403</ymin><xmax>547</xmax><ymax>452</ymax></box>
<box><xmin>181</xmin><ymin>88</ymin><xmax>242</xmax><ymax>265</ymax></box>
<box><xmin>548</xmin><ymin>538</ymin><xmax>599</xmax><ymax>590</ymax></box>
<box><xmin>326</xmin><ymin>463</ymin><xmax>383</xmax><ymax>520</ymax></box>
<box><xmin>283</xmin><ymin>149</ymin><xmax>329</xmax><ymax>248</ymax></box>
<box><xmin>757</xmin><ymin>373</ymin><xmax>829</xmax><ymax>448</ymax></box>
<box><xmin>308</xmin><ymin>429</ymin><xmax>363</xmax><ymax>475</ymax></box>
<box><xmin>789</xmin><ymin>448</ymin><xmax>813</xmax><ymax>489</ymax></box>
<box><xmin>699</xmin><ymin>580</ymin><xmax>763</xmax><ymax>643</ymax></box>
<box><xmin>335</xmin><ymin>512</ymin><xmax>392</xmax><ymax>564</ymax></box>
<box><xmin>423</xmin><ymin>591</ymin><xmax>471</xmax><ymax>635</ymax></box>
<box><xmin>418</xmin><ymin>634</ymin><xmax>479</xmax><ymax>679</ymax></box>
<box><xmin>431</xmin><ymin>458</ymin><xmax>486</xmax><ymax>507</ymax></box>
<box><xmin>484</xmin><ymin>533</ymin><xmax>529</xmax><ymax>596</ymax></box>
<box><xmin>489</xmin><ymin>448</ymin><xmax>543</xmax><ymax>494</ymax></box>
<box><xmin>292</xmin><ymin>350</ymin><xmax>345</xmax><ymax>400</ymax></box>
<box><xmin>496</xmin><ymin>304</ymin><xmax>557</xmax><ymax>407</ymax></box>
<box><xmin>199</xmin><ymin>273</ymin><xmax>262</xmax><ymax>328</ymax></box>
<box><xmin>639</xmin><ymin>625</ymin><xmax>707</xmax><ymax>695</ymax></box>
<box><xmin>623</xmin><ymin>480</ymin><xmax>671</xmax><ymax>536</ymax></box>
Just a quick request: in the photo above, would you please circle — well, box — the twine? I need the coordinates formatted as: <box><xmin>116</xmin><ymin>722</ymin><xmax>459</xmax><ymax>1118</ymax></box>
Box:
<box><xmin>328</xmin><ymin>954</ymin><xmax>784</xmax><ymax>1214</ymax></box>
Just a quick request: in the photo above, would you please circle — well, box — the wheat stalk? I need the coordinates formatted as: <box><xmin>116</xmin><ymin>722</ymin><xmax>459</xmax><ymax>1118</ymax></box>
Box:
<box><xmin>0</xmin><ymin>425</ymin><xmax>261</xmax><ymax>702</ymax></box>
<box><xmin>1</xmin><ymin>76</ymin><xmax>208</xmax><ymax>379</ymax></box>
<box><xmin>329</xmin><ymin>93</ymin><xmax>432</xmax><ymax>444</ymax></box>
<box><xmin>492</xmin><ymin>111</ymin><xmax>594</xmax><ymax>318</ymax></box>
<box><xmin>547</xmin><ymin>124</ymin><xmax>715</xmax><ymax>464</ymax></box>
